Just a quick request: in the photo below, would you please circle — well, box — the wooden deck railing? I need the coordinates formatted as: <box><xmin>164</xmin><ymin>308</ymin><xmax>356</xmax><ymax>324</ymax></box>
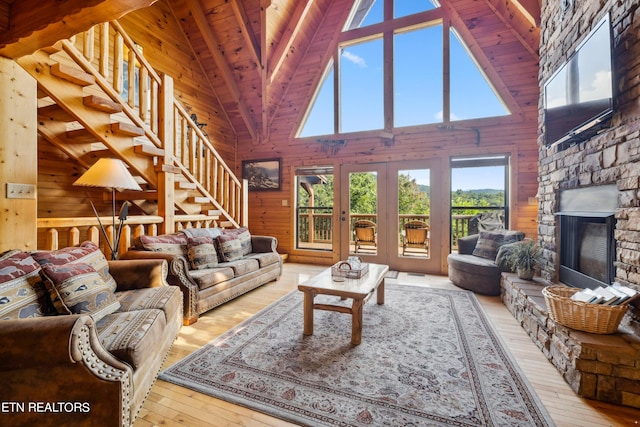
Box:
<box><xmin>60</xmin><ymin>21</ymin><xmax>243</xmax><ymax>226</ymax></box>
<box><xmin>37</xmin><ymin>215</ymin><xmax>221</xmax><ymax>256</ymax></box>
<box><xmin>295</xmin><ymin>209</ymin><xmax>482</xmax><ymax>250</ymax></box>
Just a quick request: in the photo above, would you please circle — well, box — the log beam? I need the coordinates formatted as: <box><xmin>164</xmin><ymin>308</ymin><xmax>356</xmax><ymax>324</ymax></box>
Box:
<box><xmin>0</xmin><ymin>0</ymin><xmax>157</xmax><ymax>58</ymax></box>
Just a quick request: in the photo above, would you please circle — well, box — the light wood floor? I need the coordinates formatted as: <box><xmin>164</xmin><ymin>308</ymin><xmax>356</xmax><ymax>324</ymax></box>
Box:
<box><xmin>134</xmin><ymin>263</ymin><xmax>640</xmax><ymax>427</ymax></box>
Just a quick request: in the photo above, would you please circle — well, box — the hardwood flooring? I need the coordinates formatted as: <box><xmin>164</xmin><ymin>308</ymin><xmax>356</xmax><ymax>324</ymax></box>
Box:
<box><xmin>134</xmin><ymin>264</ymin><xmax>640</xmax><ymax>426</ymax></box>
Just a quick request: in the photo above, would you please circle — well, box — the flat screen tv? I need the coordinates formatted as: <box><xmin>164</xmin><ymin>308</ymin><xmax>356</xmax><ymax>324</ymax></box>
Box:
<box><xmin>544</xmin><ymin>15</ymin><xmax>614</xmax><ymax>148</ymax></box>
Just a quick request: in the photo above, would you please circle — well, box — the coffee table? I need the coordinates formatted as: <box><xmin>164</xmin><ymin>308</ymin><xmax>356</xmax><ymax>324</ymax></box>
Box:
<box><xmin>297</xmin><ymin>263</ymin><xmax>389</xmax><ymax>345</ymax></box>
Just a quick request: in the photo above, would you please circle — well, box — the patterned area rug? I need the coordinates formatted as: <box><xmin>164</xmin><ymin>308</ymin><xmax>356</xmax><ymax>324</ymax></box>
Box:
<box><xmin>160</xmin><ymin>284</ymin><xmax>555</xmax><ymax>426</ymax></box>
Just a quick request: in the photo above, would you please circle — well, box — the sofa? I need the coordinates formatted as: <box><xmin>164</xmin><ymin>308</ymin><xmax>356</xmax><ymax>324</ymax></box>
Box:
<box><xmin>0</xmin><ymin>242</ymin><xmax>182</xmax><ymax>427</ymax></box>
<box><xmin>121</xmin><ymin>227</ymin><xmax>282</xmax><ymax>325</ymax></box>
<box><xmin>447</xmin><ymin>230</ymin><xmax>524</xmax><ymax>295</ymax></box>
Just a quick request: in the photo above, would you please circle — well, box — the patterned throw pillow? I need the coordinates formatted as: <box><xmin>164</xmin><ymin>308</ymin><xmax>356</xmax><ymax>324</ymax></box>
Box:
<box><xmin>0</xmin><ymin>250</ymin><xmax>54</xmax><ymax>320</ymax></box>
<box><xmin>31</xmin><ymin>241</ymin><xmax>117</xmax><ymax>292</ymax></box>
<box><xmin>472</xmin><ymin>230</ymin><xmax>524</xmax><ymax>260</ymax></box>
<box><xmin>139</xmin><ymin>234</ymin><xmax>188</xmax><ymax>256</ymax></box>
<box><xmin>187</xmin><ymin>236</ymin><xmax>219</xmax><ymax>270</ymax></box>
<box><xmin>216</xmin><ymin>233</ymin><xmax>244</xmax><ymax>262</ymax></box>
<box><xmin>41</xmin><ymin>262</ymin><xmax>120</xmax><ymax>321</ymax></box>
<box><xmin>221</xmin><ymin>227</ymin><xmax>252</xmax><ymax>256</ymax></box>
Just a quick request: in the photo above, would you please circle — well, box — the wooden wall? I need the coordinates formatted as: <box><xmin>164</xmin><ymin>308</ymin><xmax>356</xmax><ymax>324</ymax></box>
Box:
<box><xmin>0</xmin><ymin>56</ymin><xmax>38</xmax><ymax>252</ymax></box>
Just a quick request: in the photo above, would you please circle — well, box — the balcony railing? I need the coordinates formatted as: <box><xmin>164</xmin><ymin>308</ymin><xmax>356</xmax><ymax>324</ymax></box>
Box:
<box><xmin>296</xmin><ymin>206</ymin><xmax>505</xmax><ymax>250</ymax></box>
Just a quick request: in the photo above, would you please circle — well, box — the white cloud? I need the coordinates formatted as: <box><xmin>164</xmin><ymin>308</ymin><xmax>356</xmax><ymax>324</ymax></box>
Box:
<box><xmin>435</xmin><ymin>110</ymin><xmax>462</xmax><ymax>121</ymax></box>
<box><xmin>342</xmin><ymin>50</ymin><xmax>367</xmax><ymax>68</ymax></box>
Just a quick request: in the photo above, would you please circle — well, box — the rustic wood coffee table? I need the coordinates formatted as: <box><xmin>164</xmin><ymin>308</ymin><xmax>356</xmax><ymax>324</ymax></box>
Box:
<box><xmin>297</xmin><ymin>263</ymin><xmax>389</xmax><ymax>345</ymax></box>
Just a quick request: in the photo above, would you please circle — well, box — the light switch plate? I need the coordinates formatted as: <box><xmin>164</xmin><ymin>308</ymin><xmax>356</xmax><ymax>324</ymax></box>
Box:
<box><xmin>6</xmin><ymin>183</ymin><xmax>36</xmax><ymax>199</ymax></box>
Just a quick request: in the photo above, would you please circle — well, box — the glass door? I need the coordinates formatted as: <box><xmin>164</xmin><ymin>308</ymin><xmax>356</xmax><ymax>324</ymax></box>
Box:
<box><xmin>340</xmin><ymin>160</ymin><xmax>443</xmax><ymax>273</ymax></box>
<box><xmin>340</xmin><ymin>163</ymin><xmax>387</xmax><ymax>265</ymax></box>
<box><xmin>389</xmin><ymin>160</ymin><xmax>443</xmax><ymax>273</ymax></box>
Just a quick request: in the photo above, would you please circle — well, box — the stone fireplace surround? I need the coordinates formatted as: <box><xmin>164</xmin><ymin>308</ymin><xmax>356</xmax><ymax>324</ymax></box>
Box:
<box><xmin>537</xmin><ymin>1</ymin><xmax>640</xmax><ymax>335</ymax></box>
<box><xmin>501</xmin><ymin>274</ymin><xmax>640</xmax><ymax>408</ymax></box>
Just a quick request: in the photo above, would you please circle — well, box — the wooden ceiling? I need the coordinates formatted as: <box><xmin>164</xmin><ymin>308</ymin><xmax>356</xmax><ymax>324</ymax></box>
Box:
<box><xmin>0</xmin><ymin>0</ymin><xmax>540</xmax><ymax>142</ymax></box>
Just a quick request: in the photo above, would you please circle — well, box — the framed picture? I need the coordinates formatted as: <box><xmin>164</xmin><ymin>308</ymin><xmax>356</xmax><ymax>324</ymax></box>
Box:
<box><xmin>242</xmin><ymin>158</ymin><xmax>281</xmax><ymax>191</ymax></box>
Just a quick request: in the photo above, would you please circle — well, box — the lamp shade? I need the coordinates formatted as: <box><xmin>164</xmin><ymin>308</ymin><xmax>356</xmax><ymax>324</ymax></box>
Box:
<box><xmin>73</xmin><ymin>158</ymin><xmax>142</xmax><ymax>191</ymax></box>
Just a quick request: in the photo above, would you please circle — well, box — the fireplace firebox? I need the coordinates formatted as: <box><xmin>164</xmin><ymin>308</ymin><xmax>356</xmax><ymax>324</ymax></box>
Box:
<box><xmin>557</xmin><ymin>185</ymin><xmax>618</xmax><ymax>289</ymax></box>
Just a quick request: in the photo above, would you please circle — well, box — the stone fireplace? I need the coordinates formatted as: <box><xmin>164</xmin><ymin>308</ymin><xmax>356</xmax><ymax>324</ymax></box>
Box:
<box><xmin>503</xmin><ymin>0</ymin><xmax>640</xmax><ymax>410</ymax></box>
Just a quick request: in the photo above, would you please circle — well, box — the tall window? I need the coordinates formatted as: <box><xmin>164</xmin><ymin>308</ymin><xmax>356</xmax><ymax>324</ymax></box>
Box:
<box><xmin>298</xmin><ymin>0</ymin><xmax>509</xmax><ymax>137</ymax></box>
<box><xmin>450</xmin><ymin>155</ymin><xmax>510</xmax><ymax>248</ymax></box>
<box><xmin>295</xmin><ymin>166</ymin><xmax>335</xmax><ymax>251</ymax></box>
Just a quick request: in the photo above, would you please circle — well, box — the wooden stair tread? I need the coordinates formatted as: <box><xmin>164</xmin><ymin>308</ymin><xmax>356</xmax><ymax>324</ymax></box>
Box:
<box><xmin>50</xmin><ymin>62</ymin><xmax>95</xmax><ymax>87</ymax></box>
<box><xmin>38</xmin><ymin>104</ymin><xmax>75</xmax><ymax>122</ymax></box>
<box><xmin>134</xmin><ymin>144</ymin><xmax>164</xmax><ymax>157</ymax></box>
<box><xmin>190</xmin><ymin>196</ymin><xmax>209</xmax><ymax>204</ymax></box>
<box><xmin>111</xmin><ymin>122</ymin><xmax>145</xmax><ymax>137</ymax></box>
<box><xmin>84</xmin><ymin>95</ymin><xmax>123</xmax><ymax>114</ymax></box>
<box><xmin>176</xmin><ymin>181</ymin><xmax>197</xmax><ymax>190</ymax></box>
<box><xmin>66</xmin><ymin>128</ymin><xmax>97</xmax><ymax>143</ymax></box>
<box><xmin>203</xmin><ymin>210</ymin><xmax>222</xmax><ymax>217</ymax></box>
<box><xmin>155</xmin><ymin>164</ymin><xmax>180</xmax><ymax>174</ymax></box>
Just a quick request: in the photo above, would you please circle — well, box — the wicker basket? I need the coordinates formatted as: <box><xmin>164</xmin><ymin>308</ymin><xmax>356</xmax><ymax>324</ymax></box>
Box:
<box><xmin>331</xmin><ymin>261</ymin><xmax>369</xmax><ymax>279</ymax></box>
<box><xmin>542</xmin><ymin>285</ymin><xmax>628</xmax><ymax>334</ymax></box>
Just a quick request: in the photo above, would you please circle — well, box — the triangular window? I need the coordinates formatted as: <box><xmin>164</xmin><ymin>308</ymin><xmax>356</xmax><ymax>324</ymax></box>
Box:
<box><xmin>449</xmin><ymin>29</ymin><xmax>508</xmax><ymax>120</ymax></box>
<box><xmin>298</xmin><ymin>0</ymin><xmax>509</xmax><ymax>137</ymax></box>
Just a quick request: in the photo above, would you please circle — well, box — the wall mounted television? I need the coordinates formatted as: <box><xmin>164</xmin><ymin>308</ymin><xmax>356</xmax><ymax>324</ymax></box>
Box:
<box><xmin>544</xmin><ymin>14</ymin><xmax>614</xmax><ymax>148</ymax></box>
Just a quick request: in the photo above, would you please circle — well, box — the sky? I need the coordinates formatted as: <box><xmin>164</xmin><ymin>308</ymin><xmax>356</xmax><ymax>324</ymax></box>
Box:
<box><xmin>403</xmin><ymin>166</ymin><xmax>505</xmax><ymax>191</ymax></box>
<box><xmin>300</xmin><ymin>0</ymin><xmax>508</xmax><ymax>137</ymax></box>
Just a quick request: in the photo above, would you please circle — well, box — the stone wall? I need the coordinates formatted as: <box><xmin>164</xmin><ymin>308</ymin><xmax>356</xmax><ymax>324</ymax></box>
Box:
<box><xmin>538</xmin><ymin>0</ymin><xmax>640</xmax><ymax>332</ymax></box>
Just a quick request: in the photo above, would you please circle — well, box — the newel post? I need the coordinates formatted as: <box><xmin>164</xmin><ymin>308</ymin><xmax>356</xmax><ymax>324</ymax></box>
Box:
<box><xmin>158</xmin><ymin>73</ymin><xmax>175</xmax><ymax>234</ymax></box>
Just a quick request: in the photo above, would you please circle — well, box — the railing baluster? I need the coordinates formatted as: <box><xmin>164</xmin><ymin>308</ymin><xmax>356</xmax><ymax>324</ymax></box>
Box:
<box><xmin>100</xmin><ymin>23</ymin><xmax>109</xmax><ymax>77</ymax></box>
<box><xmin>68</xmin><ymin>227</ymin><xmax>80</xmax><ymax>247</ymax></box>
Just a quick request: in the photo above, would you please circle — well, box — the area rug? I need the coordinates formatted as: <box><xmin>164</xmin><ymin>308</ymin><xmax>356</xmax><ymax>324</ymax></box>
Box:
<box><xmin>159</xmin><ymin>284</ymin><xmax>555</xmax><ymax>426</ymax></box>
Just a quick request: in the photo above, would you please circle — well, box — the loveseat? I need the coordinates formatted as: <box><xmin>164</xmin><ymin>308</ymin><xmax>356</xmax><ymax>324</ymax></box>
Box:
<box><xmin>447</xmin><ymin>230</ymin><xmax>524</xmax><ymax>295</ymax></box>
<box><xmin>0</xmin><ymin>242</ymin><xmax>182</xmax><ymax>427</ymax></box>
<box><xmin>121</xmin><ymin>227</ymin><xmax>282</xmax><ymax>325</ymax></box>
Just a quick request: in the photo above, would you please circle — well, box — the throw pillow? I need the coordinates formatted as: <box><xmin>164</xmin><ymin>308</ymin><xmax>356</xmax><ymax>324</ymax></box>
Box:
<box><xmin>0</xmin><ymin>250</ymin><xmax>55</xmax><ymax>319</ymax></box>
<box><xmin>472</xmin><ymin>230</ymin><xmax>523</xmax><ymax>260</ymax></box>
<box><xmin>187</xmin><ymin>236</ymin><xmax>219</xmax><ymax>270</ymax></box>
<box><xmin>221</xmin><ymin>227</ymin><xmax>252</xmax><ymax>256</ymax></box>
<box><xmin>138</xmin><ymin>234</ymin><xmax>188</xmax><ymax>256</ymax></box>
<box><xmin>41</xmin><ymin>262</ymin><xmax>120</xmax><ymax>321</ymax></box>
<box><xmin>31</xmin><ymin>241</ymin><xmax>117</xmax><ymax>293</ymax></box>
<box><xmin>216</xmin><ymin>233</ymin><xmax>244</xmax><ymax>262</ymax></box>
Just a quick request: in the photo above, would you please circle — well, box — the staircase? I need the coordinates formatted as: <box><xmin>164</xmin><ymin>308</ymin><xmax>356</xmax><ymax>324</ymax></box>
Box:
<box><xmin>17</xmin><ymin>22</ymin><xmax>245</xmax><ymax>231</ymax></box>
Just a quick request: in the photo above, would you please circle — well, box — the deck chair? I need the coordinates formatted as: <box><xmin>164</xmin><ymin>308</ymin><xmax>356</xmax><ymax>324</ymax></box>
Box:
<box><xmin>402</xmin><ymin>220</ymin><xmax>430</xmax><ymax>256</ymax></box>
<box><xmin>353</xmin><ymin>220</ymin><xmax>377</xmax><ymax>253</ymax></box>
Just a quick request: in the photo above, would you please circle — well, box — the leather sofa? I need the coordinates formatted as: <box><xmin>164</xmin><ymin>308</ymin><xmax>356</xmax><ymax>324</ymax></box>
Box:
<box><xmin>122</xmin><ymin>227</ymin><xmax>282</xmax><ymax>325</ymax></box>
<box><xmin>0</xmin><ymin>242</ymin><xmax>182</xmax><ymax>427</ymax></box>
<box><xmin>447</xmin><ymin>231</ymin><xmax>524</xmax><ymax>295</ymax></box>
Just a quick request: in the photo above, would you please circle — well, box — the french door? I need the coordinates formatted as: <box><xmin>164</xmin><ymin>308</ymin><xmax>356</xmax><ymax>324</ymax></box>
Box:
<box><xmin>340</xmin><ymin>160</ymin><xmax>443</xmax><ymax>274</ymax></box>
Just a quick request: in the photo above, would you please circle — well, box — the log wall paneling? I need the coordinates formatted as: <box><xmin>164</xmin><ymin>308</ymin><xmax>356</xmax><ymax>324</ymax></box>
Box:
<box><xmin>0</xmin><ymin>57</ymin><xmax>38</xmax><ymax>252</ymax></box>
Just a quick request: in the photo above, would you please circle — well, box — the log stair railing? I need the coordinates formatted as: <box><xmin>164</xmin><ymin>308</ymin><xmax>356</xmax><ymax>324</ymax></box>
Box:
<box><xmin>18</xmin><ymin>20</ymin><xmax>246</xmax><ymax>241</ymax></box>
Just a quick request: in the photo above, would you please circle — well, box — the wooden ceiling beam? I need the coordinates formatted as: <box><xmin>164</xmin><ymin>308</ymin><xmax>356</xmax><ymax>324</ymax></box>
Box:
<box><xmin>484</xmin><ymin>0</ymin><xmax>540</xmax><ymax>59</ymax></box>
<box><xmin>230</xmin><ymin>0</ymin><xmax>262</xmax><ymax>72</ymax></box>
<box><xmin>513</xmin><ymin>0</ymin><xmax>541</xmax><ymax>27</ymax></box>
<box><xmin>268</xmin><ymin>0</ymin><xmax>314</xmax><ymax>84</ymax></box>
<box><xmin>184</xmin><ymin>0</ymin><xmax>257</xmax><ymax>141</ymax></box>
<box><xmin>0</xmin><ymin>0</ymin><xmax>157</xmax><ymax>58</ymax></box>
